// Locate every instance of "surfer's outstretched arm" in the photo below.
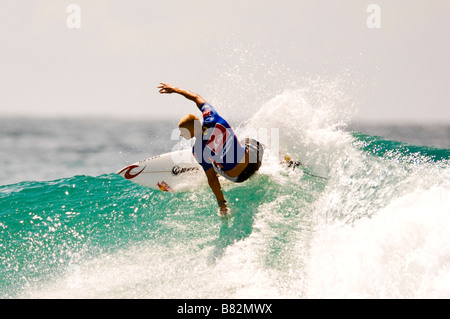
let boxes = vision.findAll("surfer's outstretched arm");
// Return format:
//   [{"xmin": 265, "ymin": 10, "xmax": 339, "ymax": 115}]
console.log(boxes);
[{"xmin": 158, "ymin": 83, "xmax": 206, "ymax": 109}]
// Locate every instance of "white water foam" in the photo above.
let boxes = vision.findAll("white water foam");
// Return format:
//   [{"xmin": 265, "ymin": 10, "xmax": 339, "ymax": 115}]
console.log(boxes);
[
  {"xmin": 307, "ymin": 186, "xmax": 450, "ymax": 298},
  {"xmin": 304, "ymin": 118, "xmax": 450, "ymax": 298}
]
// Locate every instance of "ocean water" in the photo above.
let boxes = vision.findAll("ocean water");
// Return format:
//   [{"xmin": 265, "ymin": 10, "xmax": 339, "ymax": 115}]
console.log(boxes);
[{"xmin": 1, "ymin": 90, "xmax": 450, "ymax": 299}]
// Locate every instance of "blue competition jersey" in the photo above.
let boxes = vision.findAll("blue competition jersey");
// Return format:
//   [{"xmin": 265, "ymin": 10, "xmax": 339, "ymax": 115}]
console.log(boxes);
[{"xmin": 193, "ymin": 103, "xmax": 246, "ymax": 172}]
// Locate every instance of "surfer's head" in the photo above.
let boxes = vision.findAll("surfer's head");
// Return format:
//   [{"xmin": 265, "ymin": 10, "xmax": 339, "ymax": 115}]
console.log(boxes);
[{"xmin": 178, "ymin": 114, "xmax": 201, "ymax": 139}]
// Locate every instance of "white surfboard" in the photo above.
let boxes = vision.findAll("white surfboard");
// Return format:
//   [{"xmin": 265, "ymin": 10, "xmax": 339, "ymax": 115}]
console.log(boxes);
[
  {"xmin": 117, "ymin": 148, "xmax": 321, "ymax": 193},
  {"xmin": 116, "ymin": 149, "xmax": 206, "ymax": 192}
]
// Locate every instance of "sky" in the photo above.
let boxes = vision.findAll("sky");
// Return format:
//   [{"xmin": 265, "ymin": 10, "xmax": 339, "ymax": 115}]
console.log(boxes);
[{"xmin": 0, "ymin": 0, "xmax": 449, "ymax": 123}]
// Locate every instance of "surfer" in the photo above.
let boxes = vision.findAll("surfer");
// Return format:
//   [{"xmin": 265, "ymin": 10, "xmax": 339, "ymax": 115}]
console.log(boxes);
[{"xmin": 158, "ymin": 83, "xmax": 264, "ymax": 216}]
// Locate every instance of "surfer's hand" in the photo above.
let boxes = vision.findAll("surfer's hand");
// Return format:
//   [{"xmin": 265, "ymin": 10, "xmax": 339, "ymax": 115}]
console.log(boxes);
[
  {"xmin": 218, "ymin": 205, "xmax": 230, "ymax": 218},
  {"xmin": 158, "ymin": 83, "xmax": 206, "ymax": 108},
  {"xmin": 158, "ymin": 83, "xmax": 176, "ymax": 94}
]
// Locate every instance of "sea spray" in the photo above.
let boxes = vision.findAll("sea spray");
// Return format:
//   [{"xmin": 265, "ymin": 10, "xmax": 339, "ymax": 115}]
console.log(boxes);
[{"xmin": 243, "ymin": 85, "xmax": 355, "ymax": 179}]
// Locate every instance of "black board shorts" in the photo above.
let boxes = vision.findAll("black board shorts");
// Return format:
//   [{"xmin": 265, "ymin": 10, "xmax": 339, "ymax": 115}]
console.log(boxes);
[
  {"xmin": 213, "ymin": 138, "xmax": 265, "ymax": 183},
  {"xmin": 235, "ymin": 138, "xmax": 264, "ymax": 183}
]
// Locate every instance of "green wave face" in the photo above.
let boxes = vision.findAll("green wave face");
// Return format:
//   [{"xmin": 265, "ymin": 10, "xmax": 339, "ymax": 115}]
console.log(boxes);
[{"xmin": 352, "ymin": 132, "xmax": 450, "ymax": 161}]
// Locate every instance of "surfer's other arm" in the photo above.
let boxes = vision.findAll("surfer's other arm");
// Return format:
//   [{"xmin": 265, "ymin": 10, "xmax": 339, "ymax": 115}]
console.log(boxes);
[
  {"xmin": 205, "ymin": 168, "xmax": 228, "ymax": 210},
  {"xmin": 158, "ymin": 83, "xmax": 206, "ymax": 109}
]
